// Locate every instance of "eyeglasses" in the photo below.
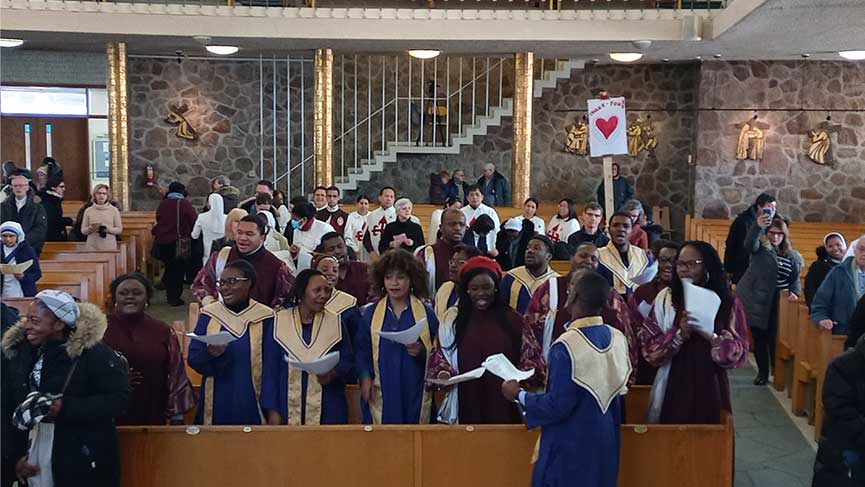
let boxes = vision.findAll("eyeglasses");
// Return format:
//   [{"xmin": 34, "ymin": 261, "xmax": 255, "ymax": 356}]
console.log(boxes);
[
  {"xmin": 676, "ymin": 259, "xmax": 703, "ymax": 270},
  {"xmin": 657, "ymin": 256, "xmax": 677, "ymax": 264},
  {"xmin": 766, "ymin": 231, "xmax": 784, "ymax": 237},
  {"xmin": 216, "ymin": 277, "xmax": 250, "ymax": 287}
]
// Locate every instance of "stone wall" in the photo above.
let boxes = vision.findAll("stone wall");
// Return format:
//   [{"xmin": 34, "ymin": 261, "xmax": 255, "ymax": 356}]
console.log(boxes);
[
  {"xmin": 127, "ymin": 57, "xmax": 315, "ymax": 210},
  {"xmin": 695, "ymin": 61, "xmax": 865, "ymax": 222}
]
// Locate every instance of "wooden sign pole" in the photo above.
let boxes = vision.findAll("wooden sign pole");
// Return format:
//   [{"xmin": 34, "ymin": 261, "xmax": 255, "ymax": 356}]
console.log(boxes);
[{"xmin": 603, "ymin": 156, "xmax": 615, "ymax": 220}]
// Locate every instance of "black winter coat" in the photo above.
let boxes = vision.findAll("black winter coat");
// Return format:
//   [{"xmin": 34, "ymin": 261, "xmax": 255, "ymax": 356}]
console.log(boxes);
[
  {"xmin": 805, "ymin": 247, "xmax": 840, "ymax": 309},
  {"xmin": 1, "ymin": 303, "xmax": 128, "ymax": 487},
  {"xmin": 813, "ymin": 337, "xmax": 865, "ymax": 486},
  {"xmin": 37, "ymin": 190, "xmax": 73, "ymax": 242},
  {"xmin": 0, "ymin": 195, "xmax": 47, "ymax": 255},
  {"xmin": 723, "ymin": 206, "xmax": 758, "ymax": 284}
]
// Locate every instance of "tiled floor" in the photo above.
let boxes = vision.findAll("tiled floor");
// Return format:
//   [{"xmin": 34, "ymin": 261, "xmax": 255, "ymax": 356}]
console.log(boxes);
[
  {"xmin": 730, "ymin": 364, "xmax": 817, "ymax": 487},
  {"xmin": 149, "ymin": 287, "xmax": 819, "ymax": 486}
]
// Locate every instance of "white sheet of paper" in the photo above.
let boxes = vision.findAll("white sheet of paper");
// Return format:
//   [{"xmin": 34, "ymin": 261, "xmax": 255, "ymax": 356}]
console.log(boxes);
[
  {"xmin": 428, "ymin": 366, "xmax": 486, "ymax": 386},
  {"xmin": 637, "ymin": 301, "xmax": 652, "ymax": 319},
  {"xmin": 379, "ymin": 318, "xmax": 427, "ymax": 345},
  {"xmin": 186, "ymin": 331, "xmax": 237, "ymax": 346},
  {"xmin": 631, "ymin": 261, "xmax": 658, "ymax": 286},
  {"xmin": 682, "ymin": 279, "xmax": 721, "ymax": 336},
  {"xmin": 481, "ymin": 354, "xmax": 534, "ymax": 382},
  {"xmin": 0, "ymin": 260, "xmax": 32, "ymax": 274},
  {"xmin": 286, "ymin": 351, "xmax": 340, "ymax": 376}
]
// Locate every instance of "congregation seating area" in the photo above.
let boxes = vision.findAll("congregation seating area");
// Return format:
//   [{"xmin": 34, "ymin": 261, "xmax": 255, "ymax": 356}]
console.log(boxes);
[{"xmin": 686, "ymin": 217, "xmax": 865, "ymax": 442}]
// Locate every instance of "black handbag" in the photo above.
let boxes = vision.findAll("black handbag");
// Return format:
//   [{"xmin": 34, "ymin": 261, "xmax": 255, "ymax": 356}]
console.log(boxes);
[{"xmin": 174, "ymin": 200, "xmax": 191, "ymax": 260}]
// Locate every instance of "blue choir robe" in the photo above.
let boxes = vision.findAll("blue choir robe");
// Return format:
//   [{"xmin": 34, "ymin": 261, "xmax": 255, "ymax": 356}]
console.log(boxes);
[
  {"xmin": 500, "ymin": 266, "xmax": 559, "ymax": 315},
  {"xmin": 188, "ymin": 300, "xmax": 275, "ymax": 425},
  {"xmin": 262, "ymin": 307, "xmax": 354, "ymax": 425},
  {"xmin": 523, "ymin": 316, "xmax": 631, "ymax": 487},
  {"xmin": 597, "ymin": 242, "xmax": 656, "ymax": 295},
  {"xmin": 356, "ymin": 295, "xmax": 439, "ymax": 424},
  {"xmin": 325, "ymin": 289, "xmax": 363, "ymax": 383},
  {"xmin": 433, "ymin": 281, "xmax": 459, "ymax": 318}
]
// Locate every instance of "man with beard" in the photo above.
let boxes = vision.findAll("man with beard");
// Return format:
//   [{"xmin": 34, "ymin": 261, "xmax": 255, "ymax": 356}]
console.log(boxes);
[
  {"xmin": 316, "ymin": 232, "xmax": 374, "ymax": 307},
  {"xmin": 598, "ymin": 212, "xmax": 656, "ymax": 296},
  {"xmin": 499, "ymin": 235, "xmax": 559, "ymax": 315},
  {"xmin": 415, "ymin": 208, "xmax": 467, "ymax": 293}
]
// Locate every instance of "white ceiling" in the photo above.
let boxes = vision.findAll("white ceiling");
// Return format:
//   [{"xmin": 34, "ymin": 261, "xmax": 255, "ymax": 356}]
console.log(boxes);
[{"xmin": 1, "ymin": 0, "xmax": 864, "ymax": 62}]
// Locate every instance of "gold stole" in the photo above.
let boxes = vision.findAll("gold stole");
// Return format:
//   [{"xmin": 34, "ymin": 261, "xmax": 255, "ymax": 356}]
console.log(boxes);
[
  {"xmin": 434, "ymin": 281, "xmax": 457, "ymax": 318},
  {"xmin": 201, "ymin": 300, "xmax": 273, "ymax": 425},
  {"xmin": 326, "ymin": 290, "xmax": 357, "ymax": 316},
  {"xmin": 507, "ymin": 266, "xmax": 559, "ymax": 310},
  {"xmin": 273, "ymin": 308, "xmax": 343, "ymax": 425},
  {"xmin": 598, "ymin": 243, "xmax": 649, "ymax": 294},
  {"xmin": 369, "ymin": 296, "xmax": 433, "ymax": 424}
]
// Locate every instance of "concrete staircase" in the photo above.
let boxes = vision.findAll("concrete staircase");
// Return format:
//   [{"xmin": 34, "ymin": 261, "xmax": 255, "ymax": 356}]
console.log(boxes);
[{"xmin": 334, "ymin": 59, "xmax": 584, "ymax": 192}]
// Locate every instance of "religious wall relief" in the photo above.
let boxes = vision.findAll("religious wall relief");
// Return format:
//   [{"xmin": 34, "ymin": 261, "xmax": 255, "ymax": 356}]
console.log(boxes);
[
  {"xmin": 734, "ymin": 115, "xmax": 767, "ymax": 161},
  {"xmin": 806, "ymin": 116, "xmax": 841, "ymax": 165},
  {"xmin": 564, "ymin": 116, "xmax": 589, "ymax": 156},
  {"xmin": 626, "ymin": 115, "xmax": 657, "ymax": 157},
  {"xmin": 164, "ymin": 103, "xmax": 200, "ymax": 142}
]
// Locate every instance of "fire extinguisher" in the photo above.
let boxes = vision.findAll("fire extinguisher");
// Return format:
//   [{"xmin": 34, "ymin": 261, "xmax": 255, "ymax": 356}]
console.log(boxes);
[{"xmin": 145, "ymin": 163, "xmax": 155, "ymax": 187}]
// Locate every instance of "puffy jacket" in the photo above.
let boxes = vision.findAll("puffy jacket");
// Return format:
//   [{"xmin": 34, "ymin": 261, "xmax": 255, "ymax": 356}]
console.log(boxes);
[
  {"xmin": 1, "ymin": 303, "xmax": 129, "ymax": 487},
  {"xmin": 805, "ymin": 247, "xmax": 840, "ymax": 309},
  {"xmin": 723, "ymin": 206, "xmax": 758, "ymax": 284},
  {"xmin": 477, "ymin": 171, "xmax": 511, "ymax": 207},
  {"xmin": 811, "ymin": 257, "xmax": 861, "ymax": 336},
  {"xmin": 37, "ymin": 190, "xmax": 72, "ymax": 242},
  {"xmin": 0, "ymin": 195, "xmax": 47, "ymax": 255}
]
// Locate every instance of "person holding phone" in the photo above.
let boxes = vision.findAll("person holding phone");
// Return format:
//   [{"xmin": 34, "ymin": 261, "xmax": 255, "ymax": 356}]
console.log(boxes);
[{"xmin": 723, "ymin": 193, "xmax": 777, "ymax": 284}]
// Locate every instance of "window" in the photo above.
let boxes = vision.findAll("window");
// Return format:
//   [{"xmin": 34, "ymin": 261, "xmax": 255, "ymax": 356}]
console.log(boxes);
[{"xmin": 0, "ymin": 86, "xmax": 89, "ymax": 116}]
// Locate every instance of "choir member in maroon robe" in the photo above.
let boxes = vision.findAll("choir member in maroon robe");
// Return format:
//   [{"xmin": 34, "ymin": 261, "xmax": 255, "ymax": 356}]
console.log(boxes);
[
  {"xmin": 525, "ymin": 242, "xmax": 638, "ymax": 384},
  {"xmin": 315, "ymin": 186, "xmax": 349, "ymax": 235},
  {"xmin": 193, "ymin": 216, "xmax": 295, "ymax": 308},
  {"xmin": 427, "ymin": 256, "xmax": 545, "ymax": 424},
  {"xmin": 103, "ymin": 273, "xmax": 196, "ymax": 424},
  {"xmin": 639, "ymin": 241, "xmax": 749, "ymax": 424},
  {"xmin": 316, "ymin": 232, "xmax": 375, "ymax": 306},
  {"xmin": 627, "ymin": 240, "xmax": 680, "ymax": 385},
  {"xmin": 415, "ymin": 208, "xmax": 468, "ymax": 293}
]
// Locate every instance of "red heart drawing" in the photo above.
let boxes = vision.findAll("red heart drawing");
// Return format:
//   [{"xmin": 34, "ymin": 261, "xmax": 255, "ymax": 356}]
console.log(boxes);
[{"xmin": 595, "ymin": 116, "xmax": 619, "ymax": 139}]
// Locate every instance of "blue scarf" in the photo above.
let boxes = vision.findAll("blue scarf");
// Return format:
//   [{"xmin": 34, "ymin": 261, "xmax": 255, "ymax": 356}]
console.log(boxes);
[{"xmin": 166, "ymin": 192, "xmax": 184, "ymax": 200}]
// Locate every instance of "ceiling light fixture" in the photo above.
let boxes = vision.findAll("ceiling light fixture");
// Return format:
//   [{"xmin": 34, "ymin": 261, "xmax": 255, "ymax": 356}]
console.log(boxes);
[
  {"xmin": 206, "ymin": 45, "xmax": 239, "ymax": 56},
  {"xmin": 839, "ymin": 50, "xmax": 865, "ymax": 61},
  {"xmin": 408, "ymin": 50, "xmax": 441, "ymax": 60},
  {"xmin": 0, "ymin": 38, "xmax": 24, "ymax": 48},
  {"xmin": 609, "ymin": 52, "xmax": 643, "ymax": 63}
]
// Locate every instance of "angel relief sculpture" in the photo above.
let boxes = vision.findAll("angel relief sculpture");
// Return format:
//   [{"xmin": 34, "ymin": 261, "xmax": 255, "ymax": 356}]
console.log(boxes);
[
  {"xmin": 806, "ymin": 116, "xmax": 841, "ymax": 165},
  {"xmin": 564, "ymin": 116, "xmax": 589, "ymax": 156},
  {"xmin": 734, "ymin": 115, "xmax": 767, "ymax": 161},
  {"xmin": 164, "ymin": 103, "xmax": 199, "ymax": 141}
]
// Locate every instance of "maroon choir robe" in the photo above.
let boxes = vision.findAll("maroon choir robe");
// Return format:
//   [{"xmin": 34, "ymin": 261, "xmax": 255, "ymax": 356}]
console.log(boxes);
[
  {"xmin": 415, "ymin": 239, "xmax": 458, "ymax": 292},
  {"xmin": 627, "ymin": 278, "xmax": 667, "ymax": 385},
  {"xmin": 192, "ymin": 244, "xmax": 295, "ymax": 308},
  {"xmin": 337, "ymin": 260, "xmax": 375, "ymax": 307}
]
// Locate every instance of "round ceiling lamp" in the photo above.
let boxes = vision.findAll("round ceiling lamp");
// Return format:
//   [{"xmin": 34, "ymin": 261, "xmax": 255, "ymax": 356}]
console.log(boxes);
[
  {"xmin": 408, "ymin": 50, "xmax": 441, "ymax": 60},
  {"xmin": 0, "ymin": 38, "xmax": 24, "ymax": 48},
  {"xmin": 206, "ymin": 45, "xmax": 239, "ymax": 56},
  {"xmin": 609, "ymin": 52, "xmax": 643, "ymax": 63},
  {"xmin": 838, "ymin": 50, "xmax": 865, "ymax": 60}
]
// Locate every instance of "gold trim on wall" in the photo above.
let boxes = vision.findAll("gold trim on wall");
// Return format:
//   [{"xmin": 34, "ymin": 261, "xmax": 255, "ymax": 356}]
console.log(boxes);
[
  {"xmin": 107, "ymin": 42, "xmax": 130, "ymax": 210},
  {"xmin": 314, "ymin": 48, "xmax": 334, "ymax": 188},
  {"xmin": 511, "ymin": 52, "xmax": 533, "ymax": 208}
]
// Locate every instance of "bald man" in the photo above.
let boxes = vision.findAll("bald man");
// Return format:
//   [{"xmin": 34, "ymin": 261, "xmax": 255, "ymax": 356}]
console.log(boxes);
[{"xmin": 415, "ymin": 208, "xmax": 467, "ymax": 292}]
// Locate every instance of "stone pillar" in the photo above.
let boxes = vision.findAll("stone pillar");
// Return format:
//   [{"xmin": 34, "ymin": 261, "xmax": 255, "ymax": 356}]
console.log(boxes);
[
  {"xmin": 107, "ymin": 42, "xmax": 130, "ymax": 210},
  {"xmin": 511, "ymin": 52, "xmax": 533, "ymax": 208},
  {"xmin": 314, "ymin": 48, "xmax": 334, "ymax": 188}
]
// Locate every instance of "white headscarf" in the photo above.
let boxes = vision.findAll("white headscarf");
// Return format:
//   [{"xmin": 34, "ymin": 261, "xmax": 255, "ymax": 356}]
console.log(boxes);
[{"xmin": 201, "ymin": 193, "xmax": 227, "ymax": 237}]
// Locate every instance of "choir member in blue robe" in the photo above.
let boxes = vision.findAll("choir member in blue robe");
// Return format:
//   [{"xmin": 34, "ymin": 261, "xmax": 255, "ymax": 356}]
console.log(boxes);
[
  {"xmin": 313, "ymin": 254, "xmax": 364, "ymax": 350},
  {"xmin": 262, "ymin": 269, "xmax": 355, "ymax": 425},
  {"xmin": 188, "ymin": 260, "xmax": 279, "ymax": 425},
  {"xmin": 499, "ymin": 236, "xmax": 559, "ymax": 315},
  {"xmin": 356, "ymin": 249, "xmax": 439, "ymax": 424},
  {"xmin": 503, "ymin": 271, "xmax": 631, "ymax": 487}
]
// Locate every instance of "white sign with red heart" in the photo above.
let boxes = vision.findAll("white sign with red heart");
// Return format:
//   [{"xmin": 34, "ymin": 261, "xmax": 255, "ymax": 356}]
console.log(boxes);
[{"xmin": 587, "ymin": 96, "xmax": 628, "ymax": 157}]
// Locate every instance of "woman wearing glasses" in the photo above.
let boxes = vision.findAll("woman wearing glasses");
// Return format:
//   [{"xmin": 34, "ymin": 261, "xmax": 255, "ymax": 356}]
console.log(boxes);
[
  {"xmin": 629, "ymin": 240, "xmax": 681, "ymax": 385},
  {"xmin": 188, "ymin": 260, "xmax": 279, "ymax": 425},
  {"xmin": 639, "ymin": 241, "xmax": 749, "ymax": 424},
  {"xmin": 737, "ymin": 216, "xmax": 802, "ymax": 385}
]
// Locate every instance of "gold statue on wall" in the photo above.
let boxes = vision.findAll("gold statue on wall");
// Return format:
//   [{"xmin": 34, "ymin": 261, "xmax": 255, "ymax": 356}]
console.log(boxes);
[
  {"xmin": 735, "ymin": 115, "xmax": 766, "ymax": 160},
  {"xmin": 564, "ymin": 116, "xmax": 589, "ymax": 156},
  {"xmin": 626, "ymin": 115, "xmax": 657, "ymax": 157},
  {"xmin": 806, "ymin": 116, "xmax": 841, "ymax": 165},
  {"xmin": 165, "ymin": 103, "xmax": 199, "ymax": 141}
]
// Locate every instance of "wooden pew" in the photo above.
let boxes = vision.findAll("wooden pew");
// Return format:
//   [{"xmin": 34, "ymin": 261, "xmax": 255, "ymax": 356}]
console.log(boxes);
[
  {"xmin": 117, "ymin": 387, "xmax": 733, "ymax": 487},
  {"xmin": 791, "ymin": 302, "xmax": 820, "ymax": 420},
  {"xmin": 41, "ymin": 242, "xmax": 128, "ymax": 276},
  {"xmin": 550, "ymin": 260, "xmax": 570, "ymax": 276},
  {"xmin": 36, "ymin": 273, "xmax": 90, "ymax": 303},
  {"xmin": 39, "ymin": 251, "xmax": 120, "ymax": 285},
  {"xmin": 774, "ymin": 298, "xmax": 797, "ymax": 393},
  {"xmin": 39, "ymin": 261, "xmax": 109, "ymax": 308},
  {"xmin": 2, "ymin": 297, "xmax": 34, "ymax": 315},
  {"xmin": 814, "ymin": 329, "xmax": 846, "ymax": 440}
]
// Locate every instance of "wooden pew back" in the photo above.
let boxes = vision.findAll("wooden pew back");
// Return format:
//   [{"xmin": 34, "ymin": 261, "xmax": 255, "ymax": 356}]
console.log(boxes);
[{"xmin": 36, "ymin": 273, "xmax": 90, "ymax": 303}]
